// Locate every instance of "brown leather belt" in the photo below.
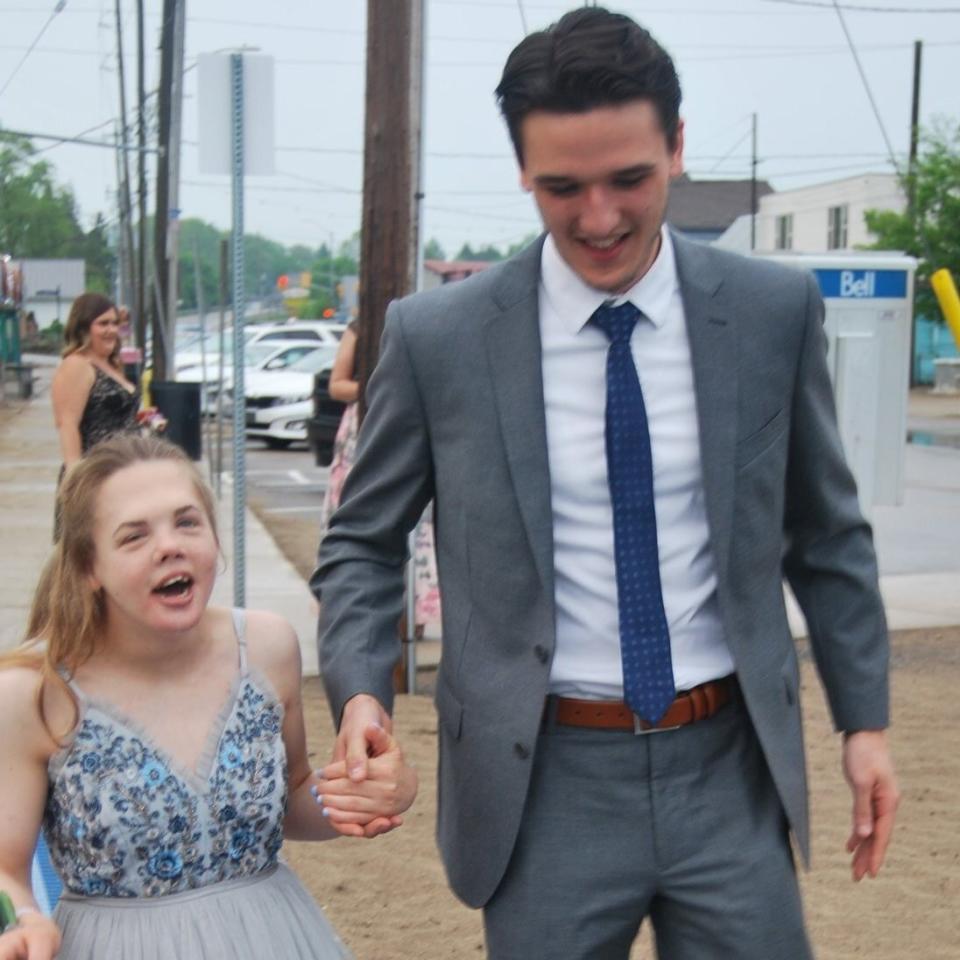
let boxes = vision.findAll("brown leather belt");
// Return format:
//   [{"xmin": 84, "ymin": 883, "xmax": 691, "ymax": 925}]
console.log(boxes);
[{"xmin": 546, "ymin": 676, "xmax": 736, "ymax": 734}]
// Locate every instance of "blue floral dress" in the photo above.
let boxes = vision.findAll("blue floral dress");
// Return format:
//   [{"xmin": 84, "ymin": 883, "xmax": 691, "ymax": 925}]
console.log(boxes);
[{"xmin": 43, "ymin": 610, "xmax": 352, "ymax": 959}]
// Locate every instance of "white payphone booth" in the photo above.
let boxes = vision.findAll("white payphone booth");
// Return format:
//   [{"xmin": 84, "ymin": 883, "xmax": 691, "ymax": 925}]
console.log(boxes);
[{"xmin": 761, "ymin": 253, "xmax": 917, "ymax": 512}]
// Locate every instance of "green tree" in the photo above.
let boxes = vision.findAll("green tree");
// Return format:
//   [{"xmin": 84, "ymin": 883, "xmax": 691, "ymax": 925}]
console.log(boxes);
[
  {"xmin": 865, "ymin": 121, "xmax": 960, "ymax": 321},
  {"xmin": 454, "ymin": 242, "xmax": 504, "ymax": 262},
  {"xmin": 423, "ymin": 237, "xmax": 446, "ymax": 260},
  {"xmin": 0, "ymin": 130, "xmax": 112, "ymax": 289}
]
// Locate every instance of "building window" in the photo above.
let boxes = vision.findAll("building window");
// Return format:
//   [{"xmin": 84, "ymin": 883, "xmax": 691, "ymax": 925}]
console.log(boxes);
[
  {"xmin": 775, "ymin": 214, "xmax": 793, "ymax": 251},
  {"xmin": 827, "ymin": 205, "xmax": 848, "ymax": 249}
]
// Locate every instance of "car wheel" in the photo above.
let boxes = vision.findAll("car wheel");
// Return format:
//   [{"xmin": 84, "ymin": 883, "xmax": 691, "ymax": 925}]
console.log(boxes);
[{"xmin": 263, "ymin": 437, "xmax": 292, "ymax": 450}]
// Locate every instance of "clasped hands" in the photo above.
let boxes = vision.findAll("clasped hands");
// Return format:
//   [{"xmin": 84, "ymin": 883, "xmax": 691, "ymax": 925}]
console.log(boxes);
[{"xmin": 313, "ymin": 694, "xmax": 417, "ymax": 839}]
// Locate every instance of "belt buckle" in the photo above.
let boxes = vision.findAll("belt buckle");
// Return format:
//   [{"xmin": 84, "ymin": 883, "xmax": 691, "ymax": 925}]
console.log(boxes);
[{"xmin": 633, "ymin": 714, "xmax": 681, "ymax": 736}]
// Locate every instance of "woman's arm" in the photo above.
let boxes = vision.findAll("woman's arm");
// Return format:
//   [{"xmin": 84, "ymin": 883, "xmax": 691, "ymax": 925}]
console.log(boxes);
[
  {"xmin": 50, "ymin": 356, "xmax": 95, "ymax": 468},
  {"xmin": 327, "ymin": 327, "xmax": 359, "ymax": 404},
  {"xmin": 0, "ymin": 670, "xmax": 61, "ymax": 960}
]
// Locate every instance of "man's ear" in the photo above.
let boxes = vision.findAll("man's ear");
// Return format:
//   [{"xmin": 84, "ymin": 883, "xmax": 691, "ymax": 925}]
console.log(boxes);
[
  {"xmin": 519, "ymin": 168, "xmax": 532, "ymax": 193},
  {"xmin": 669, "ymin": 118, "xmax": 685, "ymax": 179}
]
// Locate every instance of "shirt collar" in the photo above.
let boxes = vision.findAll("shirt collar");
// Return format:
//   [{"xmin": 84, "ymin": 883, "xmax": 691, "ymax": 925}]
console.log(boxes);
[{"xmin": 540, "ymin": 225, "xmax": 679, "ymax": 334}]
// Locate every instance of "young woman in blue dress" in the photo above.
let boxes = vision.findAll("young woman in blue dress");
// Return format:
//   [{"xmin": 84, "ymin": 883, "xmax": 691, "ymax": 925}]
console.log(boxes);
[{"xmin": 0, "ymin": 434, "xmax": 416, "ymax": 960}]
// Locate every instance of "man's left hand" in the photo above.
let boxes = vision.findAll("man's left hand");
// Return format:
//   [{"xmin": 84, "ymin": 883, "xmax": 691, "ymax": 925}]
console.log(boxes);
[{"xmin": 842, "ymin": 729, "xmax": 900, "ymax": 880}]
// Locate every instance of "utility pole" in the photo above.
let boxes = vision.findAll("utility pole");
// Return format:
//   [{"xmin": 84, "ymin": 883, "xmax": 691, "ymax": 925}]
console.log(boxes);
[
  {"xmin": 114, "ymin": 0, "xmax": 136, "ymax": 314},
  {"xmin": 907, "ymin": 40, "xmax": 922, "ymax": 221},
  {"xmin": 136, "ymin": 0, "xmax": 147, "ymax": 359},
  {"xmin": 355, "ymin": 0, "xmax": 425, "ymax": 422},
  {"xmin": 151, "ymin": 0, "xmax": 177, "ymax": 382},
  {"xmin": 165, "ymin": 0, "xmax": 187, "ymax": 370},
  {"xmin": 907, "ymin": 39, "xmax": 923, "ymax": 388},
  {"xmin": 750, "ymin": 112, "xmax": 758, "ymax": 252}
]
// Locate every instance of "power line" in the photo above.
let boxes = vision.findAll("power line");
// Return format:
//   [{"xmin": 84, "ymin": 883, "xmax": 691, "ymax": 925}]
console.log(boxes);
[
  {"xmin": 761, "ymin": 0, "xmax": 960, "ymax": 11},
  {"xmin": 33, "ymin": 116, "xmax": 117, "ymax": 153},
  {"xmin": 831, "ymin": 0, "xmax": 902, "ymax": 175},
  {"xmin": 515, "ymin": 0, "xmax": 528, "ymax": 33},
  {"xmin": 708, "ymin": 129, "xmax": 753, "ymax": 173},
  {"xmin": 0, "ymin": 125, "xmax": 161, "ymax": 153},
  {"xmin": 0, "ymin": 0, "xmax": 67, "ymax": 101}
]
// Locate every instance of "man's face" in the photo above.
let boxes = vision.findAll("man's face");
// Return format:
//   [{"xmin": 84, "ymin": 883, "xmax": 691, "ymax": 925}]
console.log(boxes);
[{"xmin": 519, "ymin": 100, "xmax": 684, "ymax": 293}]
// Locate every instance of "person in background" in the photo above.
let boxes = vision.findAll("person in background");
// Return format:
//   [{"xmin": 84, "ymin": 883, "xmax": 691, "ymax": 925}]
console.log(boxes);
[
  {"xmin": 51, "ymin": 293, "xmax": 139, "ymax": 470},
  {"xmin": 314, "ymin": 7, "xmax": 898, "ymax": 958},
  {"xmin": 318, "ymin": 321, "xmax": 361, "ymax": 536},
  {"xmin": 319, "ymin": 321, "xmax": 441, "ymax": 630},
  {"xmin": 0, "ymin": 434, "xmax": 416, "ymax": 960}
]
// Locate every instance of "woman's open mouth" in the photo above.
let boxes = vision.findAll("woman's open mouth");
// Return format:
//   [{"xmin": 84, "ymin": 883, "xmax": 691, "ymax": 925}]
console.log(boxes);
[{"xmin": 152, "ymin": 574, "xmax": 195, "ymax": 603}]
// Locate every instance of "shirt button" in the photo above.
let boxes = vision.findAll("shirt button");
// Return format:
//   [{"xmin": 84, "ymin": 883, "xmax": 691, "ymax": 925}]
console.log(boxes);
[
  {"xmin": 513, "ymin": 742, "xmax": 530, "ymax": 760},
  {"xmin": 533, "ymin": 644, "xmax": 550, "ymax": 664}
]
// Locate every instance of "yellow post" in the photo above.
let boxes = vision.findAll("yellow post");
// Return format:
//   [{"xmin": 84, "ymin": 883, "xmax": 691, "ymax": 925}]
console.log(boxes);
[
  {"xmin": 931, "ymin": 268, "xmax": 960, "ymax": 350},
  {"xmin": 141, "ymin": 367, "xmax": 154, "ymax": 408}
]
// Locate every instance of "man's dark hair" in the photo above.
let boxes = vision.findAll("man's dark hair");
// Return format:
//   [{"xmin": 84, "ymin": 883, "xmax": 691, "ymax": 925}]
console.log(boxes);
[{"xmin": 495, "ymin": 7, "xmax": 682, "ymax": 164}]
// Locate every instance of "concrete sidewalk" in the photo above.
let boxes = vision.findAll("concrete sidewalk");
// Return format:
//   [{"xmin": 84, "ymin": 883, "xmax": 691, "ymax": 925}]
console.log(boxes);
[
  {"xmin": 0, "ymin": 360, "xmax": 321, "ymax": 674},
  {"xmin": 2, "ymin": 358, "xmax": 960, "ymax": 668}
]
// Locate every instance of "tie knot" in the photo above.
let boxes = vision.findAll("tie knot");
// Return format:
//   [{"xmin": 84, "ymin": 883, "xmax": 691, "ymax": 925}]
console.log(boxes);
[{"xmin": 590, "ymin": 301, "xmax": 640, "ymax": 344}]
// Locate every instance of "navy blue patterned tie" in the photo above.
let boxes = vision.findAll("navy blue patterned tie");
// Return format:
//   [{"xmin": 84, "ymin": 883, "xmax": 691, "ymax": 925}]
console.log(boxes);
[{"xmin": 591, "ymin": 301, "xmax": 675, "ymax": 724}]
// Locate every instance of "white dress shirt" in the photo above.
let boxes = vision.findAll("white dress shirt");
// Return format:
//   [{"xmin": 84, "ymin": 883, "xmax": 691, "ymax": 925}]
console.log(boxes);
[{"xmin": 540, "ymin": 227, "xmax": 735, "ymax": 699}]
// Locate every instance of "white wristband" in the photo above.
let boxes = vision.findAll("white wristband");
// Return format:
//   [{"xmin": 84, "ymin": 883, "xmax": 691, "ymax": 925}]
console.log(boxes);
[{"xmin": 15, "ymin": 906, "xmax": 39, "ymax": 920}]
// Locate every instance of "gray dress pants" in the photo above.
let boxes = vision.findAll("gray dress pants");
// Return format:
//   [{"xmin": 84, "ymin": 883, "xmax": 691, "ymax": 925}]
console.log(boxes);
[{"xmin": 483, "ymin": 693, "xmax": 813, "ymax": 960}]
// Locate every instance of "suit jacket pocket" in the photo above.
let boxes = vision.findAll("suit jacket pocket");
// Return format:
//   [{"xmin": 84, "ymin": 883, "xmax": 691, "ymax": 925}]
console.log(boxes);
[
  {"xmin": 736, "ymin": 407, "xmax": 786, "ymax": 470},
  {"xmin": 435, "ymin": 672, "xmax": 464, "ymax": 740}
]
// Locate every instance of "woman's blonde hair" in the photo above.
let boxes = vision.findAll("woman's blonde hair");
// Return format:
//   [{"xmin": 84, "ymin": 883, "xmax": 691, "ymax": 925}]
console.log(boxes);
[
  {"xmin": 1, "ymin": 435, "xmax": 219, "ymax": 740},
  {"xmin": 62, "ymin": 292, "xmax": 122, "ymax": 369}
]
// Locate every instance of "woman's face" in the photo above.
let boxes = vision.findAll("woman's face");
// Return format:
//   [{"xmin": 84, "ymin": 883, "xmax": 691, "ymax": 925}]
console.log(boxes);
[
  {"xmin": 86, "ymin": 308, "xmax": 121, "ymax": 359},
  {"xmin": 87, "ymin": 460, "xmax": 219, "ymax": 640}
]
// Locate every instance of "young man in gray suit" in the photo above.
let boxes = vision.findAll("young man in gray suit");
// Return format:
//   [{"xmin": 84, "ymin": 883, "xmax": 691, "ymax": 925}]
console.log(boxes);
[{"xmin": 313, "ymin": 8, "xmax": 899, "ymax": 958}]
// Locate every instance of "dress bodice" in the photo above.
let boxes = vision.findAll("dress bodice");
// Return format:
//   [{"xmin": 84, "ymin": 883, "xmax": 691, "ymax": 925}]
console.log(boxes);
[
  {"xmin": 78, "ymin": 366, "xmax": 139, "ymax": 452},
  {"xmin": 44, "ymin": 611, "xmax": 288, "ymax": 899}
]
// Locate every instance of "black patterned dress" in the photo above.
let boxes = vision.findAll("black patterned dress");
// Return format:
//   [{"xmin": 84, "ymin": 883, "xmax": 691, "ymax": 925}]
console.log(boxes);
[
  {"xmin": 54, "ymin": 366, "xmax": 139, "ymax": 538},
  {"xmin": 77, "ymin": 366, "xmax": 139, "ymax": 453}
]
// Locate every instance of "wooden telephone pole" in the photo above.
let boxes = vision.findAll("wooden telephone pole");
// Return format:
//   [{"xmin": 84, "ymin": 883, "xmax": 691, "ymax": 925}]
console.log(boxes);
[{"xmin": 355, "ymin": 0, "xmax": 424, "ymax": 422}]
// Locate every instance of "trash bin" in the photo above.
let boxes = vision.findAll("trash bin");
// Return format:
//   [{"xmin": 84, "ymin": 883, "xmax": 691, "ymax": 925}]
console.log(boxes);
[{"xmin": 151, "ymin": 380, "xmax": 202, "ymax": 460}]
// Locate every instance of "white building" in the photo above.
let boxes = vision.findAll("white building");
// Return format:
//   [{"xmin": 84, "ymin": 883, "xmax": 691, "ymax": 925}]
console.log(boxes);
[
  {"xmin": 753, "ymin": 173, "xmax": 904, "ymax": 254},
  {"xmin": 14, "ymin": 259, "xmax": 86, "ymax": 330}
]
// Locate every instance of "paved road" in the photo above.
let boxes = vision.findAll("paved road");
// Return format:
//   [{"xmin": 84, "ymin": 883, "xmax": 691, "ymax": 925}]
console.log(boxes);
[{"xmin": 221, "ymin": 440, "xmax": 330, "ymax": 519}]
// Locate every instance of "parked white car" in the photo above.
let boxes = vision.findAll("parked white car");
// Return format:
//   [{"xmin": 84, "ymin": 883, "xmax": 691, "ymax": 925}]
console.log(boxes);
[
  {"xmin": 241, "ymin": 345, "xmax": 339, "ymax": 448},
  {"xmin": 178, "ymin": 340, "xmax": 323, "ymax": 414},
  {"xmin": 174, "ymin": 320, "xmax": 344, "ymax": 373}
]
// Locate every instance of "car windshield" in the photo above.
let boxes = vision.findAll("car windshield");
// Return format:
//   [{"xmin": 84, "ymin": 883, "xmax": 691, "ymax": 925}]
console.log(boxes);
[
  {"xmin": 244, "ymin": 342, "xmax": 283, "ymax": 366},
  {"xmin": 286, "ymin": 345, "xmax": 338, "ymax": 373},
  {"xmin": 179, "ymin": 330, "xmax": 235, "ymax": 357}
]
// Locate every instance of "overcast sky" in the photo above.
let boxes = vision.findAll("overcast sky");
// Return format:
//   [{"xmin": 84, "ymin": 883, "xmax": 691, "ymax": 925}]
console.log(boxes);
[{"xmin": 1, "ymin": 0, "xmax": 958, "ymax": 257}]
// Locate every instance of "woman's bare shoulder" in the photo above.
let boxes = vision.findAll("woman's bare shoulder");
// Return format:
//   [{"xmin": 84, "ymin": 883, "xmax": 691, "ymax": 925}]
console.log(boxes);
[
  {"xmin": 240, "ymin": 609, "xmax": 301, "ymax": 701},
  {"xmin": 0, "ymin": 664, "xmax": 67, "ymax": 759},
  {"xmin": 53, "ymin": 354, "xmax": 95, "ymax": 387}
]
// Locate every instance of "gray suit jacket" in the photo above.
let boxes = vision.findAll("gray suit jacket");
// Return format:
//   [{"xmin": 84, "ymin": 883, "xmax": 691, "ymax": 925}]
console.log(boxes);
[{"xmin": 312, "ymin": 232, "xmax": 889, "ymax": 909}]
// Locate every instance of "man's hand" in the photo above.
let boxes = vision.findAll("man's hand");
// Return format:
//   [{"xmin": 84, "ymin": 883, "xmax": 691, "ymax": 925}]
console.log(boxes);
[
  {"xmin": 317, "ymin": 723, "xmax": 418, "ymax": 837},
  {"xmin": 842, "ymin": 729, "xmax": 900, "ymax": 880},
  {"xmin": 334, "ymin": 694, "xmax": 393, "ymax": 782},
  {"xmin": 325, "ymin": 695, "xmax": 396, "ymax": 838}
]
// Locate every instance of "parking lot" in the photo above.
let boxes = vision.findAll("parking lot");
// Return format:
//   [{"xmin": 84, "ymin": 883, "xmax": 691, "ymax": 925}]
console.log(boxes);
[{"xmin": 215, "ymin": 436, "xmax": 330, "ymax": 520}]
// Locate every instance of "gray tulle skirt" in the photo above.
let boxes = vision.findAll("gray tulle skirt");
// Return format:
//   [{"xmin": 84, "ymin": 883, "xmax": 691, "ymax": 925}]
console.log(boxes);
[{"xmin": 53, "ymin": 863, "xmax": 353, "ymax": 959}]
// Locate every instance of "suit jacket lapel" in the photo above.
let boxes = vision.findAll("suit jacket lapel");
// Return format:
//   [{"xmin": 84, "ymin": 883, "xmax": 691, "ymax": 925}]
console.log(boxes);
[
  {"xmin": 482, "ymin": 238, "xmax": 556, "ymax": 591},
  {"xmin": 672, "ymin": 232, "xmax": 738, "ymax": 580}
]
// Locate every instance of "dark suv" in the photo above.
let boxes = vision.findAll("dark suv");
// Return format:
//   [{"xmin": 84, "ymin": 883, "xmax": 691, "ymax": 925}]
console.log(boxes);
[{"xmin": 307, "ymin": 370, "xmax": 346, "ymax": 466}]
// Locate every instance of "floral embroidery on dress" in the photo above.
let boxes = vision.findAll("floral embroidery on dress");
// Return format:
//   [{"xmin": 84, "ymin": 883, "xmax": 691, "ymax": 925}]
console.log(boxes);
[{"xmin": 44, "ymin": 676, "xmax": 287, "ymax": 899}]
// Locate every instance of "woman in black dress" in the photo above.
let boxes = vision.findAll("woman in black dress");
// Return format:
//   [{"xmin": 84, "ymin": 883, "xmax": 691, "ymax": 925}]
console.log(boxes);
[{"xmin": 51, "ymin": 293, "xmax": 139, "ymax": 535}]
